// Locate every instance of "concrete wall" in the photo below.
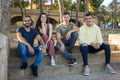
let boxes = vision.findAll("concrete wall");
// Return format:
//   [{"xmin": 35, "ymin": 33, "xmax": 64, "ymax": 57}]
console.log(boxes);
[
  {"xmin": 0, "ymin": 0, "xmax": 10, "ymax": 31},
  {"xmin": 0, "ymin": 33, "xmax": 9, "ymax": 80}
]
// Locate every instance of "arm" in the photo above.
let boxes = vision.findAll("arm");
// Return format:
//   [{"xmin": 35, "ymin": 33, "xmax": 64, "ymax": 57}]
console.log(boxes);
[
  {"xmin": 90, "ymin": 28, "xmax": 103, "ymax": 49},
  {"xmin": 36, "ymin": 34, "xmax": 46, "ymax": 53},
  {"xmin": 17, "ymin": 32, "xmax": 31, "ymax": 47},
  {"xmin": 17, "ymin": 32, "xmax": 34, "ymax": 54},
  {"xmin": 56, "ymin": 32, "xmax": 65, "ymax": 52},
  {"xmin": 97, "ymin": 28, "xmax": 103, "ymax": 44},
  {"xmin": 66, "ymin": 24, "xmax": 79, "ymax": 40},
  {"xmin": 46, "ymin": 23, "xmax": 53, "ymax": 43},
  {"xmin": 69, "ymin": 25, "xmax": 79, "ymax": 33},
  {"xmin": 78, "ymin": 27, "xmax": 88, "ymax": 45}
]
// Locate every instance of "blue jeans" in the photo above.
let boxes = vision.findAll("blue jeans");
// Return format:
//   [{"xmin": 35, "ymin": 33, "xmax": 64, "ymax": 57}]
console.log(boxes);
[
  {"xmin": 79, "ymin": 43, "xmax": 111, "ymax": 66},
  {"xmin": 56, "ymin": 32, "xmax": 78, "ymax": 59},
  {"xmin": 17, "ymin": 42, "xmax": 43, "ymax": 66}
]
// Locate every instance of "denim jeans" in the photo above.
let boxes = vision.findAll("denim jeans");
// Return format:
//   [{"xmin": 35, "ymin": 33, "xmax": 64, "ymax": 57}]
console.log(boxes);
[
  {"xmin": 56, "ymin": 32, "xmax": 78, "ymax": 59},
  {"xmin": 79, "ymin": 43, "xmax": 111, "ymax": 66},
  {"xmin": 17, "ymin": 42, "xmax": 43, "ymax": 66}
]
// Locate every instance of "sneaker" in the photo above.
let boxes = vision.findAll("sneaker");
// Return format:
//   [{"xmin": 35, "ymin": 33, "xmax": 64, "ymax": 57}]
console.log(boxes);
[
  {"xmin": 51, "ymin": 57, "xmax": 56, "ymax": 67},
  {"xmin": 83, "ymin": 65, "xmax": 90, "ymax": 76},
  {"xmin": 30, "ymin": 64, "xmax": 38, "ymax": 77},
  {"xmin": 68, "ymin": 58, "xmax": 77, "ymax": 66},
  {"xmin": 43, "ymin": 52, "xmax": 48, "ymax": 56},
  {"xmin": 20, "ymin": 62, "xmax": 28, "ymax": 69},
  {"xmin": 105, "ymin": 64, "xmax": 116, "ymax": 74}
]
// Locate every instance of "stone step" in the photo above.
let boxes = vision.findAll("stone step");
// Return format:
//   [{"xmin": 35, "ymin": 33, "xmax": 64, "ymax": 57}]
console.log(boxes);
[
  {"xmin": 9, "ymin": 43, "xmax": 120, "ymax": 80},
  {"xmin": 9, "ymin": 51, "xmax": 120, "ymax": 68},
  {"xmin": 8, "ymin": 61, "xmax": 120, "ymax": 80},
  {"xmin": 9, "ymin": 44, "xmax": 117, "ymax": 57}
]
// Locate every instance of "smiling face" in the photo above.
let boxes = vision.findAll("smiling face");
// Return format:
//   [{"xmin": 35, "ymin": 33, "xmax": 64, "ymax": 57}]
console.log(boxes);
[
  {"xmin": 23, "ymin": 16, "xmax": 32, "ymax": 28},
  {"xmin": 85, "ymin": 15, "xmax": 94, "ymax": 27},
  {"xmin": 41, "ymin": 14, "xmax": 47, "ymax": 23}
]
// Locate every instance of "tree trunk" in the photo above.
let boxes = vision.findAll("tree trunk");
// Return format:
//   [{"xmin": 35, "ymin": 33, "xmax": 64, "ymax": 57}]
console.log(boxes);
[
  {"xmin": 58, "ymin": 0, "xmax": 64, "ymax": 23},
  {"xmin": 75, "ymin": 0, "xmax": 80, "ymax": 26},
  {"xmin": 11, "ymin": 0, "xmax": 15, "ymax": 8},
  {"xmin": 113, "ymin": 0, "xmax": 117, "ymax": 29},
  {"xmin": 30, "ymin": 0, "xmax": 33, "ymax": 9},
  {"xmin": 40, "ymin": 0, "xmax": 43, "ymax": 14},
  {"xmin": 85, "ymin": 0, "xmax": 89, "ymax": 13},
  {"xmin": 19, "ymin": 0, "xmax": 24, "ymax": 18},
  {"xmin": 51, "ymin": 0, "xmax": 53, "ymax": 10}
]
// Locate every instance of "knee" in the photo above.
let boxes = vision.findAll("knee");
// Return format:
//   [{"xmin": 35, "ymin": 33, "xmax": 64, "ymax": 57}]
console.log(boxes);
[
  {"xmin": 17, "ymin": 42, "xmax": 26, "ymax": 50},
  {"xmin": 17, "ymin": 42, "xmax": 27, "ymax": 54},
  {"xmin": 71, "ymin": 32, "xmax": 78, "ymax": 37},
  {"xmin": 79, "ymin": 44, "xmax": 88, "ymax": 50},
  {"xmin": 102, "ymin": 42, "xmax": 110, "ymax": 47},
  {"xmin": 55, "ymin": 43, "xmax": 61, "ymax": 49},
  {"xmin": 49, "ymin": 40, "xmax": 54, "ymax": 44},
  {"xmin": 18, "ymin": 42, "xmax": 26, "ymax": 47},
  {"xmin": 42, "ymin": 34, "xmax": 48, "ymax": 40},
  {"xmin": 42, "ymin": 34, "xmax": 48, "ymax": 38}
]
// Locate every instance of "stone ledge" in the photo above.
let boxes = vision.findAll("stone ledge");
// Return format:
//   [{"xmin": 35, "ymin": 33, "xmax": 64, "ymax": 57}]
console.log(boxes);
[{"xmin": 109, "ymin": 34, "xmax": 120, "ymax": 50}]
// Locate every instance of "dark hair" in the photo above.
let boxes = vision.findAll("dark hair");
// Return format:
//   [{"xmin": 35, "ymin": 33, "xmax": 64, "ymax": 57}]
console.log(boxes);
[
  {"xmin": 63, "ymin": 12, "xmax": 70, "ymax": 16},
  {"xmin": 23, "ymin": 15, "xmax": 33, "ymax": 25},
  {"xmin": 23, "ymin": 15, "xmax": 32, "ymax": 20},
  {"xmin": 85, "ymin": 13, "xmax": 93, "ymax": 17},
  {"xmin": 35, "ymin": 13, "xmax": 49, "ymax": 31}
]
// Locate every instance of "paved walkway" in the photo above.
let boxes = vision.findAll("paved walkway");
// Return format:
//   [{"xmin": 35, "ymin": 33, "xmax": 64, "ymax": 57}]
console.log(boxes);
[{"xmin": 22, "ymin": 71, "xmax": 120, "ymax": 80}]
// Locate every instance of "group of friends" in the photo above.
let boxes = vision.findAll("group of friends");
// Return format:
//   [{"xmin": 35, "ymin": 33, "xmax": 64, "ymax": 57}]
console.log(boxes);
[{"xmin": 16, "ymin": 12, "xmax": 116, "ymax": 77}]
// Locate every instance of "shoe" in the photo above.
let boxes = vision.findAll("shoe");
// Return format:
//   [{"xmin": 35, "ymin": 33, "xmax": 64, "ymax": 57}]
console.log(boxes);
[
  {"xmin": 83, "ymin": 65, "xmax": 90, "ymax": 76},
  {"xmin": 68, "ymin": 58, "xmax": 77, "ymax": 66},
  {"xmin": 51, "ymin": 57, "xmax": 56, "ymax": 67},
  {"xmin": 30, "ymin": 64, "xmax": 38, "ymax": 77},
  {"xmin": 105, "ymin": 64, "xmax": 116, "ymax": 74},
  {"xmin": 20, "ymin": 62, "xmax": 28, "ymax": 69},
  {"xmin": 43, "ymin": 52, "xmax": 48, "ymax": 56}
]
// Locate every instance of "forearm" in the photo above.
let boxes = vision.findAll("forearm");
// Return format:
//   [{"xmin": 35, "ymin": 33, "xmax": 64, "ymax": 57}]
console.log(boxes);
[
  {"xmin": 70, "ymin": 27, "xmax": 79, "ymax": 33},
  {"xmin": 48, "ymin": 24, "xmax": 52, "ymax": 42},
  {"xmin": 47, "ymin": 35, "xmax": 52, "ymax": 42},
  {"xmin": 57, "ymin": 38, "xmax": 64, "ymax": 46},
  {"xmin": 39, "ymin": 37, "xmax": 45, "ymax": 46},
  {"xmin": 18, "ymin": 36, "xmax": 31, "ymax": 47}
]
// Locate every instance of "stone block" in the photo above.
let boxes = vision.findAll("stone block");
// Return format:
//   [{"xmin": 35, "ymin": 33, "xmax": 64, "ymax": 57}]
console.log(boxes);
[{"xmin": 109, "ymin": 34, "xmax": 120, "ymax": 50}]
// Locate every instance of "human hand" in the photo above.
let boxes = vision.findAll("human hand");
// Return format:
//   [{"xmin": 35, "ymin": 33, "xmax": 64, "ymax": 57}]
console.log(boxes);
[
  {"xmin": 28, "ymin": 45, "xmax": 34, "ymax": 54},
  {"xmin": 65, "ymin": 31, "xmax": 71, "ymax": 40},
  {"xmin": 42, "ymin": 23, "xmax": 45, "ymax": 26},
  {"xmin": 41, "ymin": 47, "xmax": 46, "ymax": 53},
  {"xmin": 60, "ymin": 44, "xmax": 65, "ymax": 53},
  {"xmin": 90, "ymin": 43, "xmax": 100, "ymax": 49}
]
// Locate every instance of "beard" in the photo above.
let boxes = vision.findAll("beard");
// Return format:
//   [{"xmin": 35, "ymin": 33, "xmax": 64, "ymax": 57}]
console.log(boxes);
[{"xmin": 24, "ymin": 23, "xmax": 31, "ymax": 28}]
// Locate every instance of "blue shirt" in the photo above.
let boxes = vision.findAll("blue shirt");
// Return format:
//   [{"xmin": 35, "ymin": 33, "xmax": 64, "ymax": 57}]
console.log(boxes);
[{"xmin": 17, "ymin": 27, "xmax": 39, "ymax": 46}]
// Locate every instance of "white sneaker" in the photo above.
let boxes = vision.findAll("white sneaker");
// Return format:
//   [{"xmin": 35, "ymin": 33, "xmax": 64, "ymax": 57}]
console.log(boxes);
[
  {"xmin": 105, "ymin": 64, "xmax": 116, "ymax": 74},
  {"xmin": 83, "ymin": 65, "xmax": 90, "ymax": 76},
  {"xmin": 43, "ymin": 52, "xmax": 48, "ymax": 56},
  {"xmin": 51, "ymin": 57, "xmax": 56, "ymax": 67}
]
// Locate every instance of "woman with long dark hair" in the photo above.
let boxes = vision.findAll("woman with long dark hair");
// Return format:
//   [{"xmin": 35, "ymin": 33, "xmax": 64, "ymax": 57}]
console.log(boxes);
[{"xmin": 35, "ymin": 13, "xmax": 56, "ymax": 66}]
